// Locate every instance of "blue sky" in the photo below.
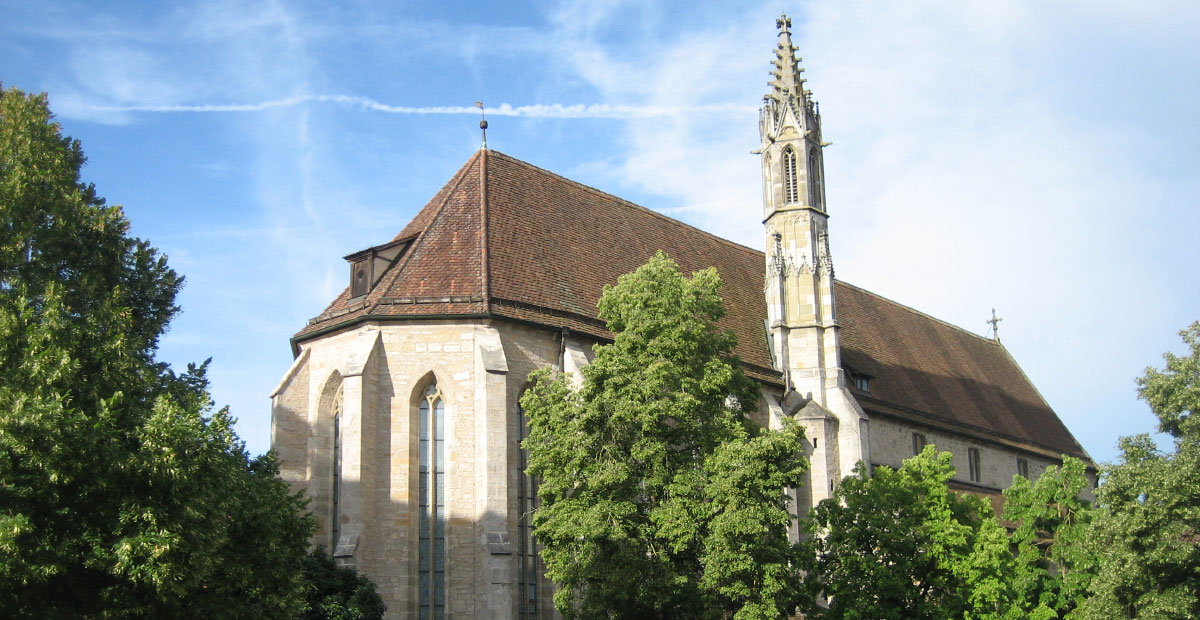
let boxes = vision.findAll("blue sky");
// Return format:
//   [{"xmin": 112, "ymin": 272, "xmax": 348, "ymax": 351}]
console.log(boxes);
[{"xmin": 2, "ymin": 1, "xmax": 1197, "ymax": 464}]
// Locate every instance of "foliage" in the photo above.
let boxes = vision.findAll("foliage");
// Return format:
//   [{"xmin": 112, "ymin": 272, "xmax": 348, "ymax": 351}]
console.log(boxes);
[
  {"xmin": 1073, "ymin": 322, "xmax": 1200, "ymax": 620},
  {"xmin": 800, "ymin": 447, "xmax": 1018, "ymax": 620},
  {"xmin": 299, "ymin": 549, "xmax": 386, "ymax": 620},
  {"xmin": 0, "ymin": 86, "xmax": 314, "ymax": 618},
  {"xmin": 1135, "ymin": 322, "xmax": 1200, "ymax": 438},
  {"xmin": 521, "ymin": 251, "xmax": 809, "ymax": 620},
  {"xmin": 1003, "ymin": 456, "xmax": 1095, "ymax": 620}
]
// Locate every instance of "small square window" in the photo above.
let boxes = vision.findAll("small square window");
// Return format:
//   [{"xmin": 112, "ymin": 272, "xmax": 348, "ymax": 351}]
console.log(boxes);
[
  {"xmin": 912, "ymin": 432, "xmax": 927, "ymax": 456},
  {"xmin": 968, "ymin": 448, "xmax": 982, "ymax": 483},
  {"xmin": 350, "ymin": 259, "xmax": 370, "ymax": 297},
  {"xmin": 1017, "ymin": 458, "xmax": 1029, "ymax": 479},
  {"xmin": 849, "ymin": 372, "xmax": 871, "ymax": 392}
]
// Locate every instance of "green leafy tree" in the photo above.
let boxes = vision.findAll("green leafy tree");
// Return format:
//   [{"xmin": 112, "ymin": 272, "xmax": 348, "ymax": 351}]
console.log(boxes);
[
  {"xmin": 1002, "ymin": 456, "xmax": 1095, "ymax": 620},
  {"xmin": 1074, "ymin": 322, "xmax": 1200, "ymax": 620},
  {"xmin": 801, "ymin": 447, "xmax": 1018, "ymax": 620},
  {"xmin": 299, "ymin": 549, "xmax": 386, "ymax": 620},
  {"xmin": 0, "ymin": 86, "xmax": 314, "ymax": 618},
  {"xmin": 520, "ymin": 251, "xmax": 809, "ymax": 620}
]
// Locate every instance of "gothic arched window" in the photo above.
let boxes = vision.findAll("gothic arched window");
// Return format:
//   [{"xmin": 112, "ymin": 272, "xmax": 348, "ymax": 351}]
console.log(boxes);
[
  {"xmin": 331, "ymin": 388, "xmax": 343, "ymax": 552},
  {"xmin": 418, "ymin": 382, "xmax": 446, "ymax": 620},
  {"xmin": 783, "ymin": 146, "xmax": 799, "ymax": 204},
  {"xmin": 517, "ymin": 401, "xmax": 540, "ymax": 619},
  {"xmin": 808, "ymin": 148, "xmax": 823, "ymax": 209}
]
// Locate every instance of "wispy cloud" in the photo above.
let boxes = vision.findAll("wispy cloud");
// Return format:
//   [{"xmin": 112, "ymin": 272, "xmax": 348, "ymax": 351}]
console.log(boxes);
[{"xmin": 81, "ymin": 95, "xmax": 755, "ymax": 118}]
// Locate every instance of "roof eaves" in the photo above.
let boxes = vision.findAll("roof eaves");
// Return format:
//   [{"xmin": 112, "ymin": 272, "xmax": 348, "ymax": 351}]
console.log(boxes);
[
  {"xmin": 342, "ymin": 234, "xmax": 417, "ymax": 262},
  {"xmin": 858, "ymin": 394, "xmax": 1091, "ymax": 463},
  {"xmin": 290, "ymin": 310, "xmax": 494, "ymax": 356}
]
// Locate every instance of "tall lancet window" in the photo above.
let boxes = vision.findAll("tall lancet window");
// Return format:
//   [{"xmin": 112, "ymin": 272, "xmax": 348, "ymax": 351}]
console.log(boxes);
[
  {"xmin": 517, "ymin": 404, "xmax": 540, "ymax": 619},
  {"xmin": 419, "ymin": 383, "xmax": 446, "ymax": 620},
  {"xmin": 331, "ymin": 388, "xmax": 343, "ymax": 552},
  {"xmin": 783, "ymin": 146, "xmax": 799, "ymax": 204},
  {"xmin": 808, "ymin": 148, "xmax": 823, "ymax": 209}
]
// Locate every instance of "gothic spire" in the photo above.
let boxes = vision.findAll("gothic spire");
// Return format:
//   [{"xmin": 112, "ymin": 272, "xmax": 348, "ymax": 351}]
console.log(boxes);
[{"xmin": 768, "ymin": 14, "xmax": 807, "ymax": 104}]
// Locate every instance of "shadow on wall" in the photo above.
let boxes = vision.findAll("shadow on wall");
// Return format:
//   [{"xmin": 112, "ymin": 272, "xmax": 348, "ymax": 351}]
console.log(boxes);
[{"xmin": 277, "ymin": 340, "xmax": 551, "ymax": 620}]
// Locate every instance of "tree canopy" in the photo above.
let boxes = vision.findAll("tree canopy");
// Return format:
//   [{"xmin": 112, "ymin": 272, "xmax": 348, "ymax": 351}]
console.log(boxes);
[
  {"xmin": 520, "ymin": 251, "xmax": 809, "ymax": 620},
  {"xmin": 800, "ymin": 447, "xmax": 1018, "ymax": 620},
  {"xmin": 0, "ymin": 86, "xmax": 314, "ymax": 618},
  {"xmin": 1073, "ymin": 322, "xmax": 1200, "ymax": 619},
  {"xmin": 299, "ymin": 549, "xmax": 386, "ymax": 620},
  {"xmin": 1002, "ymin": 456, "xmax": 1095, "ymax": 620}
]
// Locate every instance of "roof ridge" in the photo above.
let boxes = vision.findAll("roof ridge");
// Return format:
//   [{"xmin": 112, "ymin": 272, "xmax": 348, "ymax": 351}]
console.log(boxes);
[
  {"xmin": 835, "ymin": 279, "xmax": 1002, "ymax": 347},
  {"xmin": 479, "ymin": 149, "xmax": 491, "ymax": 312},
  {"xmin": 368, "ymin": 151, "xmax": 483, "ymax": 314},
  {"xmin": 486, "ymin": 149, "xmax": 768, "ymax": 261}
]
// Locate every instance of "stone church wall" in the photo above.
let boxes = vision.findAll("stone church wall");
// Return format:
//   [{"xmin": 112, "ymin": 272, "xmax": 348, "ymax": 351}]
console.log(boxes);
[
  {"xmin": 868, "ymin": 414, "xmax": 1096, "ymax": 501},
  {"xmin": 273, "ymin": 319, "xmax": 583, "ymax": 620},
  {"xmin": 273, "ymin": 317, "xmax": 1091, "ymax": 620}
]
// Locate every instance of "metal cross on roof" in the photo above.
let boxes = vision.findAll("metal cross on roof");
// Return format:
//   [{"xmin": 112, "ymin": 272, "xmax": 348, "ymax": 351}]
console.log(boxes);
[{"xmin": 987, "ymin": 308, "xmax": 1003, "ymax": 342}]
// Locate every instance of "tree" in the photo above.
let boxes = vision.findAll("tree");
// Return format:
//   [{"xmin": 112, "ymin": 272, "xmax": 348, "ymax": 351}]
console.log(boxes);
[
  {"xmin": 1002, "ymin": 456, "xmax": 1095, "ymax": 620},
  {"xmin": 299, "ymin": 549, "xmax": 386, "ymax": 620},
  {"xmin": 801, "ymin": 447, "xmax": 1018, "ymax": 620},
  {"xmin": 520, "ymin": 251, "xmax": 809, "ymax": 620},
  {"xmin": 0, "ymin": 86, "xmax": 314, "ymax": 617},
  {"xmin": 1074, "ymin": 322, "xmax": 1200, "ymax": 620}
]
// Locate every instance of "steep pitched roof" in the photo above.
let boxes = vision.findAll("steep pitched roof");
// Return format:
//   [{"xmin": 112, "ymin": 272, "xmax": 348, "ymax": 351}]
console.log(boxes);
[{"xmin": 296, "ymin": 149, "xmax": 1088, "ymax": 460}]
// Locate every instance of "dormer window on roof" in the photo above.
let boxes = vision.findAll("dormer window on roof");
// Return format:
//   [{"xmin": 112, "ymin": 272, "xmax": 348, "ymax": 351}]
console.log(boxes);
[
  {"xmin": 343, "ymin": 237, "xmax": 412, "ymax": 299},
  {"xmin": 849, "ymin": 370, "xmax": 872, "ymax": 393}
]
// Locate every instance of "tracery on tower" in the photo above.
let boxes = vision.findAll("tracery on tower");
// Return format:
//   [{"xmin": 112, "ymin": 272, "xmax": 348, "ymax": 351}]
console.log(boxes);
[
  {"xmin": 783, "ymin": 146, "xmax": 799, "ymax": 204},
  {"xmin": 808, "ymin": 148, "xmax": 823, "ymax": 210}
]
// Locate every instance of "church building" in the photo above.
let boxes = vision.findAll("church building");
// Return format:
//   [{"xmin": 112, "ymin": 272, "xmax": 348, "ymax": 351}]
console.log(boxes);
[{"xmin": 270, "ymin": 15, "xmax": 1093, "ymax": 620}]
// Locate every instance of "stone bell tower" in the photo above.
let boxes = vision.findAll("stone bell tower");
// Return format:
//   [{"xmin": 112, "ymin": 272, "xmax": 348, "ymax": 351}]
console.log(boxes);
[{"xmin": 760, "ymin": 14, "xmax": 868, "ymax": 506}]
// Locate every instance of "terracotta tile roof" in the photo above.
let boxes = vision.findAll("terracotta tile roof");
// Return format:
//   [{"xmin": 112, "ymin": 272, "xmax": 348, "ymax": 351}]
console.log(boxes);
[
  {"xmin": 295, "ymin": 149, "xmax": 1088, "ymax": 459},
  {"xmin": 837, "ymin": 284, "xmax": 1085, "ymax": 458}
]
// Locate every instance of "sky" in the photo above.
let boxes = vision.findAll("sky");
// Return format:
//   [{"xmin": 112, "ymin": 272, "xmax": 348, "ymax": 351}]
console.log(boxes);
[{"xmin": 2, "ymin": 0, "xmax": 1197, "ymax": 464}]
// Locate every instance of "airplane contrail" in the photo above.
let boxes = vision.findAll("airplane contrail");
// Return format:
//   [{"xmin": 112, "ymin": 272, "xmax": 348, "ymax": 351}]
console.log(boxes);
[{"xmin": 84, "ymin": 94, "xmax": 755, "ymax": 118}]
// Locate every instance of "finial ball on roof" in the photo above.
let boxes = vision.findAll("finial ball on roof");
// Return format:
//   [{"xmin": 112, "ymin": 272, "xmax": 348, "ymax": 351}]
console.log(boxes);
[{"xmin": 480, "ymin": 119, "xmax": 488, "ymax": 129}]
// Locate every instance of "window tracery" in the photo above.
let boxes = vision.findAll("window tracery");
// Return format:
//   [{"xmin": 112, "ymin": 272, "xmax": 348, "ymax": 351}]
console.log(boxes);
[
  {"xmin": 418, "ymin": 382, "xmax": 445, "ymax": 620},
  {"xmin": 331, "ymin": 387, "xmax": 343, "ymax": 551},
  {"xmin": 808, "ymin": 148, "xmax": 823, "ymax": 209},
  {"xmin": 783, "ymin": 146, "xmax": 799, "ymax": 204},
  {"xmin": 517, "ymin": 403, "xmax": 539, "ymax": 619}
]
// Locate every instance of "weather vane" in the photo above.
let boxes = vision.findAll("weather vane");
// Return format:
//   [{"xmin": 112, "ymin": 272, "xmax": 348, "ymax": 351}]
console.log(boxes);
[{"xmin": 474, "ymin": 101, "xmax": 488, "ymax": 149}]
